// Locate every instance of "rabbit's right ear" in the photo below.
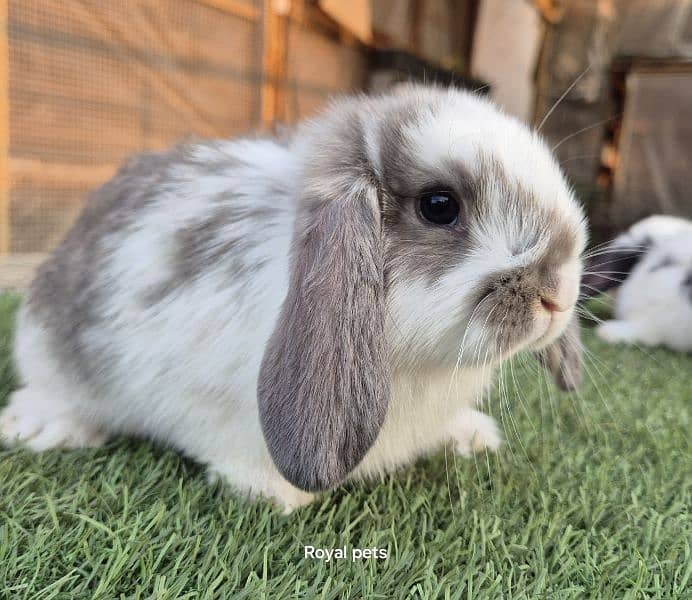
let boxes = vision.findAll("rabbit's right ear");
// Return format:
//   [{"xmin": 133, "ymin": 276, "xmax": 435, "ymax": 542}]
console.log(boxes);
[{"xmin": 257, "ymin": 134, "xmax": 389, "ymax": 493}]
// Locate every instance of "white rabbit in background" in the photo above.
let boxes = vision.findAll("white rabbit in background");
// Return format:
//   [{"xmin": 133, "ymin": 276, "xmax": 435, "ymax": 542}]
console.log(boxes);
[
  {"xmin": 588, "ymin": 215, "xmax": 692, "ymax": 352},
  {"xmin": 0, "ymin": 85, "xmax": 587, "ymax": 511}
]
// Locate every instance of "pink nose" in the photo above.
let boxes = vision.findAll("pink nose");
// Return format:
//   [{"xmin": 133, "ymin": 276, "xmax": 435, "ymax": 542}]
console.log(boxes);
[
  {"xmin": 541, "ymin": 264, "xmax": 580, "ymax": 313},
  {"xmin": 541, "ymin": 296, "xmax": 564, "ymax": 313}
]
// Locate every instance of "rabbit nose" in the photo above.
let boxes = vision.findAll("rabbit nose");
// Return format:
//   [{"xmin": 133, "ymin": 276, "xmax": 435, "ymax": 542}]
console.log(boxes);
[
  {"xmin": 540, "ymin": 295, "xmax": 566, "ymax": 313},
  {"xmin": 540, "ymin": 263, "xmax": 580, "ymax": 313}
]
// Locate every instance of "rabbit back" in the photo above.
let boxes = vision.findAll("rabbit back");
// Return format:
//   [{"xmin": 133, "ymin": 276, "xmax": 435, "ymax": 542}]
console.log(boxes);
[
  {"xmin": 614, "ymin": 232, "xmax": 692, "ymax": 351},
  {"xmin": 17, "ymin": 138, "xmax": 298, "ymax": 448},
  {"xmin": 595, "ymin": 215, "xmax": 692, "ymax": 351}
]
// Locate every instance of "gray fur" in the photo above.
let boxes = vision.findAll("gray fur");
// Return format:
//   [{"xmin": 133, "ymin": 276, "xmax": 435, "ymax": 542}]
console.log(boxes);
[
  {"xmin": 382, "ymin": 145, "xmax": 578, "ymax": 288},
  {"xmin": 536, "ymin": 314, "xmax": 583, "ymax": 391},
  {"xmin": 315, "ymin": 91, "xmax": 581, "ymax": 305},
  {"xmin": 649, "ymin": 255, "xmax": 675, "ymax": 272},
  {"xmin": 142, "ymin": 203, "xmax": 271, "ymax": 305},
  {"xmin": 27, "ymin": 141, "xmax": 274, "ymax": 387},
  {"xmin": 258, "ymin": 114, "xmax": 389, "ymax": 493},
  {"xmin": 27, "ymin": 149, "xmax": 182, "ymax": 387},
  {"xmin": 682, "ymin": 269, "xmax": 692, "ymax": 303},
  {"xmin": 25, "ymin": 86, "xmax": 586, "ymax": 495},
  {"xmin": 473, "ymin": 267, "xmax": 544, "ymax": 356},
  {"xmin": 473, "ymin": 258, "xmax": 583, "ymax": 387},
  {"xmin": 476, "ymin": 155, "xmax": 578, "ymax": 264}
]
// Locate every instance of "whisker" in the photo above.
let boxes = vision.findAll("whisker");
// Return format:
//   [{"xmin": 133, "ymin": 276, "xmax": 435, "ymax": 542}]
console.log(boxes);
[
  {"xmin": 581, "ymin": 270, "xmax": 636, "ymax": 276},
  {"xmin": 443, "ymin": 443, "xmax": 456, "ymax": 517},
  {"xmin": 577, "ymin": 306, "xmax": 667, "ymax": 369},
  {"xmin": 445, "ymin": 295, "xmax": 495, "ymax": 399},
  {"xmin": 500, "ymin": 353, "xmax": 537, "ymax": 479},
  {"xmin": 552, "ymin": 115, "xmax": 619, "ymax": 152},
  {"xmin": 537, "ymin": 63, "xmax": 592, "ymax": 132},
  {"xmin": 571, "ymin": 337, "xmax": 626, "ymax": 440},
  {"xmin": 582, "ymin": 244, "xmax": 649, "ymax": 260},
  {"xmin": 560, "ymin": 154, "xmax": 602, "ymax": 166},
  {"xmin": 581, "ymin": 272, "xmax": 626, "ymax": 285},
  {"xmin": 578, "ymin": 288, "xmax": 613, "ymax": 305},
  {"xmin": 509, "ymin": 353, "xmax": 538, "ymax": 435}
]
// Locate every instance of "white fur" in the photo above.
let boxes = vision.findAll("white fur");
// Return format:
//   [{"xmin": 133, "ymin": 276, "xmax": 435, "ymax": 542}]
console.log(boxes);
[
  {"xmin": 1, "ymin": 88, "xmax": 586, "ymax": 510},
  {"xmin": 407, "ymin": 90, "xmax": 582, "ymax": 225},
  {"xmin": 392, "ymin": 88, "xmax": 585, "ymax": 362},
  {"xmin": 597, "ymin": 215, "xmax": 692, "ymax": 352}
]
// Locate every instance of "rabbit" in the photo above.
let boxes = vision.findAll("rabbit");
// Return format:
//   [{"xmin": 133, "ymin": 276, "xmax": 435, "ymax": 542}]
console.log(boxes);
[
  {"xmin": 590, "ymin": 215, "xmax": 692, "ymax": 352},
  {"xmin": 0, "ymin": 85, "xmax": 587, "ymax": 511}
]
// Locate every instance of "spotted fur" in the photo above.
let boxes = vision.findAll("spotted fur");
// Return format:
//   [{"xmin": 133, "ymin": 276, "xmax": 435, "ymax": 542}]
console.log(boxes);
[
  {"xmin": 595, "ymin": 215, "xmax": 692, "ymax": 352},
  {"xmin": 2, "ymin": 85, "xmax": 587, "ymax": 508}
]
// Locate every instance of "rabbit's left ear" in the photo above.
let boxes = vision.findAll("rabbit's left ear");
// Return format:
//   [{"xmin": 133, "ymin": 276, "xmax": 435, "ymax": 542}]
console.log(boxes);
[
  {"xmin": 536, "ymin": 313, "xmax": 583, "ymax": 391},
  {"xmin": 257, "ymin": 161, "xmax": 389, "ymax": 493}
]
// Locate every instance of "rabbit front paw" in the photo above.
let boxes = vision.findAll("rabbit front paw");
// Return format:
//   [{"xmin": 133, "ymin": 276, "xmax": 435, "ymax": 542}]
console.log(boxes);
[
  {"xmin": 207, "ymin": 461, "xmax": 316, "ymax": 514},
  {"xmin": 450, "ymin": 409, "xmax": 502, "ymax": 457}
]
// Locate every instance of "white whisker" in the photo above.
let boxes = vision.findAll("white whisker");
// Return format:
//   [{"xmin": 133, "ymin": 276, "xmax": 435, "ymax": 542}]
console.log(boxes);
[
  {"xmin": 552, "ymin": 115, "xmax": 619, "ymax": 152},
  {"xmin": 537, "ymin": 63, "xmax": 592, "ymax": 132}
]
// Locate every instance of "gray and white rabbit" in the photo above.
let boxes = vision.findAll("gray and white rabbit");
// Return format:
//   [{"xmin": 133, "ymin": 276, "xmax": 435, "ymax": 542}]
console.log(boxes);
[
  {"xmin": 587, "ymin": 215, "xmax": 692, "ymax": 352},
  {"xmin": 0, "ymin": 85, "xmax": 586, "ymax": 511}
]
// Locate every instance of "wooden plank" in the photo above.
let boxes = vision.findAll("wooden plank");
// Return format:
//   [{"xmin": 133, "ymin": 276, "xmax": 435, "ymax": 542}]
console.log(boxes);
[
  {"xmin": 9, "ymin": 186, "xmax": 86, "ymax": 253},
  {"xmin": 10, "ymin": 1, "xmax": 260, "ymax": 78},
  {"xmin": 0, "ymin": 0, "xmax": 8, "ymax": 253},
  {"xmin": 196, "ymin": 0, "xmax": 261, "ymax": 22},
  {"xmin": 10, "ymin": 58, "xmax": 258, "ymax": 164},
  {"xmin": 287, "ymin": 19, "xmax": 366, "ymax": 87},
  {"xmin": 291, "ymin": 1, "xmax": 366, "ymax": 50},
  {"xmin": 612, "ymin": 70, "xmax": 692, "ymax": 229},
  {"xmin": 10, "ymin": 158, "xmax": 117, "ymax": 188},
  {"xmin": 261, "ymin": 0, "xmax": 288, "ymax": 127},
  {"xmin": 0, "ymin": 253, "xmax": 46, "ymax": 291},
  {"xmin": 409, "ymin": 0, "xmax": 424, "ymax": 55},
  {"xmin": 318, "ymin": 0, "xmax": 372, "ymax": 44},
  {"xmin": 532, "ymin": 0, "xmax": 564, "ymax": 24}
]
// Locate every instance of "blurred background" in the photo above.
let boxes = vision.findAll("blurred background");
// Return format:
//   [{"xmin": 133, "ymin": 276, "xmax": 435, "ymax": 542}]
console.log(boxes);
[{"xmin": 0, "ymin": 0, "xmax": 691, "ymax": 285}]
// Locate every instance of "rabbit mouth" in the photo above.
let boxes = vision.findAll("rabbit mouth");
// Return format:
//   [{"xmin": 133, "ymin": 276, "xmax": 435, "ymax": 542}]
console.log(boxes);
[
  {"xmin": 459, "ymin": 284, "xmax": 576, "ymax": 366},
  {"xmin": 528, "ymin": 310, "xmax": 572, "ymax": 351},
  {"xmin": 462, "ymin": 254, "xmax": 581, "ymax": 360}
]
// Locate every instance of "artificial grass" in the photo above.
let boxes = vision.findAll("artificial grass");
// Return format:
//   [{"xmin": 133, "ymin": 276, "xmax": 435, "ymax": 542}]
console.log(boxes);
[{"xmin": 0, "ymin": 292, "xmax": 689, "ymax": 599}]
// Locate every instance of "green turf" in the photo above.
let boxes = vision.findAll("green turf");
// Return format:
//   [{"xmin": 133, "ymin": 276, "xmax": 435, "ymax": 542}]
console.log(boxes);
[{"xmin": 0, "ymin": 293, "xmax": 689, "ymax": 599}]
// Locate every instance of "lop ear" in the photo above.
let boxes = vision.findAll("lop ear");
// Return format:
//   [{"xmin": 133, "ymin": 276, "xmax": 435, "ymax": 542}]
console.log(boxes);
[
  {"xmin": 536, "ymin": 313, "xmax": 583, "ymax": 391},
  {"xmin": 257, "ymin": 177, "xmax": 389, "ymax": 493}
]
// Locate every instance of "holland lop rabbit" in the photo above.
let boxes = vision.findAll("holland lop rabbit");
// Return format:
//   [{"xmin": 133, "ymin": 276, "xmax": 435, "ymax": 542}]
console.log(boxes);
[
  {"xmin": 586, "ymin": 215, "xmax": 692, "ymax": 352},
  {"xmin": 0, "ymin": 86, "xmax": 586, "ymax": 510}
]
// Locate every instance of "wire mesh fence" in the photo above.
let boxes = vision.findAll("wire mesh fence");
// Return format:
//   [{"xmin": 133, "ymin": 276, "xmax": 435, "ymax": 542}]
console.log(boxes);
[{"xmin": 2, "ymin": 0, "xmax": 366, "ymax": 255}]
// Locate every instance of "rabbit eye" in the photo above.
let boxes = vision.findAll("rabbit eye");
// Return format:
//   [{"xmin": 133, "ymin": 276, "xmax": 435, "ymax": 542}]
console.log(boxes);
[{"xmin": 418, "ymin": 192, "xmax": 460, "ymax": 226}]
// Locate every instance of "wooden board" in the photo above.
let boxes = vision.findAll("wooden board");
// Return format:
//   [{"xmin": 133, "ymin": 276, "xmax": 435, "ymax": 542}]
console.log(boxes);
[
  {"xmin": 318, "ymin": 0, "xmax": 372, "ymax": 44},
  {"xmin": 7, "ymin": 0, "xmax": 264, "ymax": 252},
  {"xmin": 287, "ymin": 20, "xmax": 365, "ymax": 90},
  {"xmin": 612, "ymin": 70, "xmax": 692, "ymax": 228},
  {"xmin": 6, "ymin": 0, "xmax": 367, "ymax": 252},
  {"xmin": 0, "ymin": 0, "xmax": 9, "ymax": 253}
]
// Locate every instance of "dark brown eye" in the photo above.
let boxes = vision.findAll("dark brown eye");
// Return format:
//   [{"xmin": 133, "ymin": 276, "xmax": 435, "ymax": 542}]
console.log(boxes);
[{"xmin": 419, "ymin": 191, "xmax": 460, "ymax": 225}]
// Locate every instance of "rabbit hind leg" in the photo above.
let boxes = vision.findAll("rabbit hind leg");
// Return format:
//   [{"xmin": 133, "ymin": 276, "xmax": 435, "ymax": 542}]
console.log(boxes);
[
  {"xmin": 596, "ymin": 319, "xmax": 653, "ymax": 346},
  {"xmin": 2, "ymin": 307, "xmax": 107, "ymax": 452},
  {"xmin": 0, "ymin": 386, "xmax": 107, "ymax": 451}
]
